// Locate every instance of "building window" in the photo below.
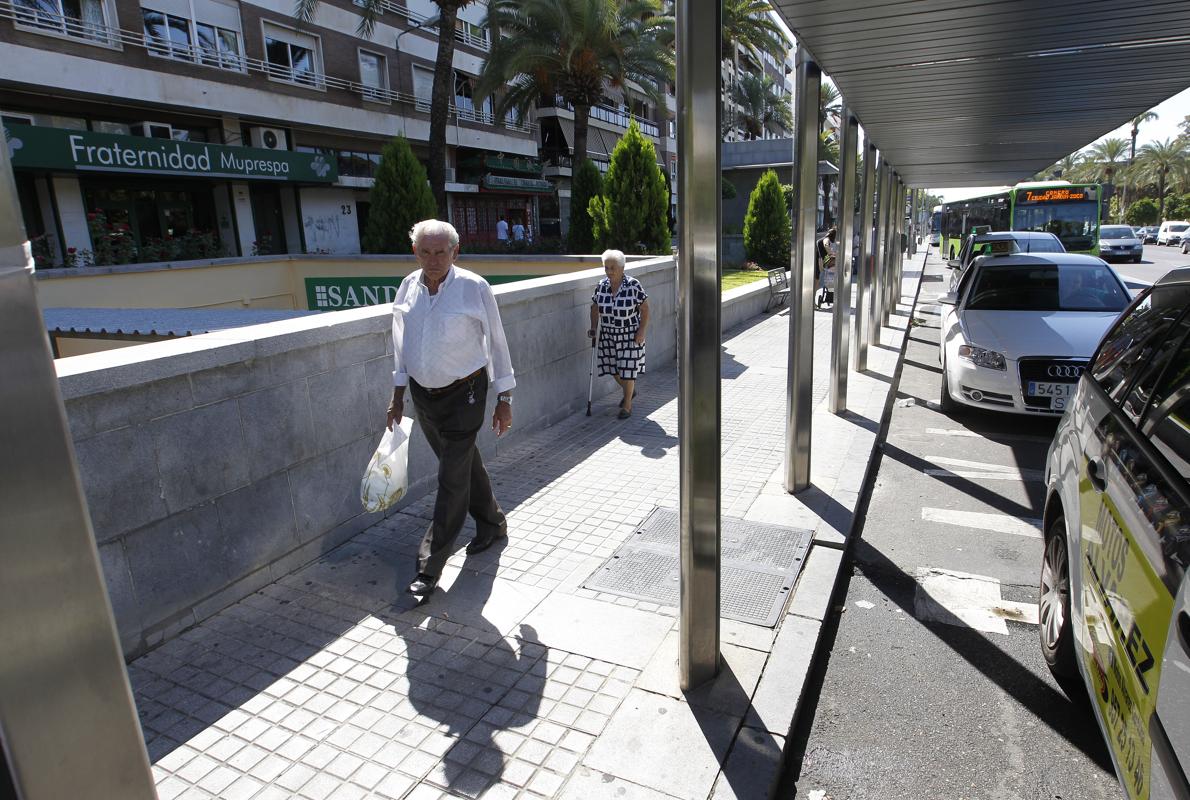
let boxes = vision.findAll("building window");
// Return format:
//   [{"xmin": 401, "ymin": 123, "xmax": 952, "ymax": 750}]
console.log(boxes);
[
  {"xmin": 263, "ymin": 22, "xmax": 322, "ymax": 88},
  {"xmin": 667, "ymin": 118, "xmax": 675, "ymax": 139},
  {"xmin": 454, "ymin": 18, "xmax": 488, "ymax": 49},
  {"xmin": 358, "ymin": 50, "xmax": 388, "ymax": 102},
  {"xmin": 412, "ymin": 65, "xmax": 434, "ymax": 112},
  {"xmin": 453, "ymin": 70, "xmax": 492, "ymax": 123},
  {"xmin": 13, "ymin": 0, "xmax": 114, "ymax": 44},
  {"xmin": 141, "ymin": 0, "xmax": 242, "ymax": 70}
]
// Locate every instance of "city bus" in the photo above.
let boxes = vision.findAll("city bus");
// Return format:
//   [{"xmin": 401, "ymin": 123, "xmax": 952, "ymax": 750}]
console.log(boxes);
[
  {"xmin": 929, "ymin": 205, "xmax": 941, "ymax": 245},
  {"xmin": 939, "ymin": 181, "xmax": 1101, "ymax": 259}
]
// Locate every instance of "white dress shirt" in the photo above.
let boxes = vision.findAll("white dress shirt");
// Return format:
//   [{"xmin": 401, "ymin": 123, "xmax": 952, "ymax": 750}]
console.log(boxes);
[{"xmin": 391, "ymin": 266, "xmax": 516, "ymax": 394}]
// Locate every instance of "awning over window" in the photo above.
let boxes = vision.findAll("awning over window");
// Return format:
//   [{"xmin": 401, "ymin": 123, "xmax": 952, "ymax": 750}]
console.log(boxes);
[{"xmin": 556, "ymin": 118, "xmax": 614, "ymax": 161}]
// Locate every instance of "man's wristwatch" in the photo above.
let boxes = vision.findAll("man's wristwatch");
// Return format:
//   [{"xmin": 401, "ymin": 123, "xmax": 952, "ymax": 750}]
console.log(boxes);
[{"xmin": 497, "ymin": 393, "xmax": 513, "ymax": 405}]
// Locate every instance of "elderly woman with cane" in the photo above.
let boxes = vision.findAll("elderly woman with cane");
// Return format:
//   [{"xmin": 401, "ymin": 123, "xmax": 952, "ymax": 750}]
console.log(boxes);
[{"xmin": 588, "ymin": 249, "xmax": 650, "ymax": 419}]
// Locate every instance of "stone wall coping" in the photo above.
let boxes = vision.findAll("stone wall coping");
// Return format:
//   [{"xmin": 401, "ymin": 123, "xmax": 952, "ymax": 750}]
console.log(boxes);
[
  {"xmin": 35, "ymin": 251, "xmax": 659, "ymax": 279},
  {"xmin": 55, "ymin": 255, "xmax": 675, "ymax": 399}
]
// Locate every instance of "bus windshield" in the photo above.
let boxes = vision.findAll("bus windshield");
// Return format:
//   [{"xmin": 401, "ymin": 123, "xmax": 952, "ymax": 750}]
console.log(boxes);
[{"xmin": 1012, "ymin": 202, "xmax": 1098, "ymax": 252}]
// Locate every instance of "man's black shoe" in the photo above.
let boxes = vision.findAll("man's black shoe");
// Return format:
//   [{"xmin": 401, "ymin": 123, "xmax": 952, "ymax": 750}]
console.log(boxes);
[
  {"xmin": 466, "ymin": 531, "xmax": 507, "ymax": 555},
  {"xmin": 407, "ymin": 574, "xmax": 438, "ymax": 596}
]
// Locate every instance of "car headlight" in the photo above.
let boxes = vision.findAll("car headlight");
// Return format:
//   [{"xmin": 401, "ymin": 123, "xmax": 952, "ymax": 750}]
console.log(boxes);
[{"xmin": 957, "ymin": 344, "xmax": 1006, "ymax": 370}]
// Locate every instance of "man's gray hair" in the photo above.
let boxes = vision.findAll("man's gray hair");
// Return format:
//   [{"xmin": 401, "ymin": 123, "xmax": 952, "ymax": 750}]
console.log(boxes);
[
  {"xmin": 409, "ymin": 219, "xmax": 460, "ymax": 249},
  {"xmin": 601, "ymin": 249, "xmax": 626, "ymax": 269}
]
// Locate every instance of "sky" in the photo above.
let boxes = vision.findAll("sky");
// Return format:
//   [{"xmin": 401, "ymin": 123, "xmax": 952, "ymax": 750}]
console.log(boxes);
[{"xmin": 933, "ymin": 87, "xmax": 1190, "ymax": 203}]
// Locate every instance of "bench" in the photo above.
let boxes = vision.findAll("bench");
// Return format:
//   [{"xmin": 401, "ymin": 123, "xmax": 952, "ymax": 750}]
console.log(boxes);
[{"xmin": 764, "ymin": 268, "xmax": 789, "ymax": 312}]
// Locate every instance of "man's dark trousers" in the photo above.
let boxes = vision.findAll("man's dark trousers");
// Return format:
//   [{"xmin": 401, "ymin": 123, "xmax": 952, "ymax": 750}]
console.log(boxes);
[{"xmin": 409, "ymin": 371, "xmax": 506, "ymax": 577}]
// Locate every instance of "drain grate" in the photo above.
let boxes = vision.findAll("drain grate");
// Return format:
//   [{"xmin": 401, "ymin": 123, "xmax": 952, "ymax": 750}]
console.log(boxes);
[{"xmin": 581, "ymin": 507, "xmax": 813, "ymax": 626}]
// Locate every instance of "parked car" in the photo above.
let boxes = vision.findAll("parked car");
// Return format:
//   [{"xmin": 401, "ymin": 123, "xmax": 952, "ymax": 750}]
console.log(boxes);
[
  {"xmin": 1097, "ymin": 224, "xmax": 1144, "ymax": 263},
  {"xmin": 1157, "ymin": 220, "xmax": 1190, "ymax": 246},
  {"xmin": 938, "ymin": 253, "xmax": 1131, "ymax": 415},
  {"xmin": 946, "ymin": 230, "xmax": 1065, "ymax": 291},
  {"xmin": 1039, "ymin": 266, "xmax": 1190, "ymax": 800},
  {"xmin": 1137, "ymin": 226, "xmax": 1160, "ymax": 244},
  {"xmin": 1182, "ymin": 235, "xmax": 1190, "ymax": 255}
]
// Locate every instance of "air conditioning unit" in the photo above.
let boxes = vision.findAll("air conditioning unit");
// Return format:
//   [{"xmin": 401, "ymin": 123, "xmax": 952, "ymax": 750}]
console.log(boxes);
[
  {"xmin": 444, "ymin": 167, "xmax": 456, "ymax": 182},
  {"xmin": 250, "ymin": 127, "xmax": 288, "ymax": 150},
  {"xmin": 131, "ymin": 121, "xmax": 173, "ymax": 139}
]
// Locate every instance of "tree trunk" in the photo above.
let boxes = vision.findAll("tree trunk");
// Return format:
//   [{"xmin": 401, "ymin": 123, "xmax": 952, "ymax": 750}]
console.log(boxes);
[
  {"xmin": 821, "ymin": 174, "xmax": 832, "ymax": 229},
  {"xmin": 428, "ymin": 2, "xmax": 460, "ymax": 218},
  {"xmin": 573, "ymin": 104, "xmax": 590, "ymax": 170},
  {"xmin": 1159, "ymin": 170, "xmax": 1167, "ymax": 219}
]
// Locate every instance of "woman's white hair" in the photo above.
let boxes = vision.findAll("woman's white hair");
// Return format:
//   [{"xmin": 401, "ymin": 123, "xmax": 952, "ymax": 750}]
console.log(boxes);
[
  {"xmin": 409, "ymin": 219, "xmax": 460, "ymax": 249},
  {"xmin": 601, "ymin": 249, "xmax": 626, "ymax": 269}
]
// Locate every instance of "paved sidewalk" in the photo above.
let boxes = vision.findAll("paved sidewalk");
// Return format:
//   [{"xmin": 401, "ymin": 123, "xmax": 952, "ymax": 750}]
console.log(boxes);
[{"xmin": 132, "ymin": 265, "xmax": 921, "ymax": 800}]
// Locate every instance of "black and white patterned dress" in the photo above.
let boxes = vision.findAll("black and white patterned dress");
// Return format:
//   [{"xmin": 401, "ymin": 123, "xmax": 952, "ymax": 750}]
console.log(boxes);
[{"xmin": 592, "ymin": 276, "xmax": 648, "ymax": 379}]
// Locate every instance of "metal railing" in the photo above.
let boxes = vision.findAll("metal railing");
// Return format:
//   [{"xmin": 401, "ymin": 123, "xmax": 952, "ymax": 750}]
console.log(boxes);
[
  {"xmin": 547, "ymin": 94, "xmax": 661, "ymax": 138},
  {"xmin": 376, "ymin": 0, "xmax": 490, "ymax": 51},
  {"xmin": 1, "ymin": 0, "xmax": 532, "ymax": 132}
]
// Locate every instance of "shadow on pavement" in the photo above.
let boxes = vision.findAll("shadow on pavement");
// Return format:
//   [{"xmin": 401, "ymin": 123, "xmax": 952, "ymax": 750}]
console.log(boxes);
[{"xmin": 392, "ymin": 544, "xmax": 546, "ymax": 796}]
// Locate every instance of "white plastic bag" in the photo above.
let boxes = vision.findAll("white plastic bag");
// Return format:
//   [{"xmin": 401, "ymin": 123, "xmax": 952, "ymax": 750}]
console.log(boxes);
[{"xmin": 360, "ymin": 418, "xmax": 413, "ymax": 513}]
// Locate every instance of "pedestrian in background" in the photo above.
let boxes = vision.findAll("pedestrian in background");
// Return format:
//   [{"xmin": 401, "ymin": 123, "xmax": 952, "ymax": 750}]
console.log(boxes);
[
  {"xmin": 588, "ymin": 249, "xmax": 649, "ymax": 419},
  {"xmin": 387, "ymin": 219, "xmax": 515, "ymax": 597},
  {"xmin": 512, "ymin": 220, "xmax": 526, "ymax": 242},
  {"xmin": 496, "ymin": 215, "xmax": 509, "ymax": 244}
]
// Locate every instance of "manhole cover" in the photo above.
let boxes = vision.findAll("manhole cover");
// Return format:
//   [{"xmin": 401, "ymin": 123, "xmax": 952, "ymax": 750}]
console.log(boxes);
[{"xmin": 582, "ymin": 507, "xmax": 813, "ymax": 626}]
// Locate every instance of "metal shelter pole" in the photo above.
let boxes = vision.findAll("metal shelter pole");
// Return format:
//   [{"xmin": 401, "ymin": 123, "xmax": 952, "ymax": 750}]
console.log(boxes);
[
  {"xmin": 784, "ymin": 45, "xmax": 821, "ymax": 494},
  {"xmin": 829, "ymin": 109, "xmax": 858, "ymax": 414},
  {"xmin": 852, "ymin": 141, "xmax": 876, "ymax": 373},
  {"xmin": 675, "ymin": 0, "xmax": 721, "ymax": 690},
  {"xmin": 869, "ymin": 157, "xmax": 889, "ymax": 351},
  {"xmin": 881, "ymin": 169, "xmax": 896, "ymax": 326},
  {"xmin": 0, "ymin": 110, "xmax": 158, "ymax": 800},
  {"xmin": 907, "ymin": 188, "xmax": 917, "ymax": 256}
]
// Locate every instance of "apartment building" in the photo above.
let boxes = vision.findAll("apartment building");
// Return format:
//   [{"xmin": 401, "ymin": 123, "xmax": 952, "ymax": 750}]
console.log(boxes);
[{"xmin": 0, "ymin": 0, "xmax": 546, "ymax": 265}]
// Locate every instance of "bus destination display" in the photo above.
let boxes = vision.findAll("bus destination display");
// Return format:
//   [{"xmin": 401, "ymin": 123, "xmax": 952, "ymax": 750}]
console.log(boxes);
[{"xmin": 1016, "ymin": 188, "xmax": 1094, "ymax": 204}]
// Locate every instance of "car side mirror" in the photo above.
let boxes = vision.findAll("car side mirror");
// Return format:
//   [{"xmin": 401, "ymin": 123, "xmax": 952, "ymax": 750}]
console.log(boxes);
[
  {"xmin": 946, "ymin": 259, "xmax": 961, "ymax": 269},
  {"xmin": 937, "ymin": 293, "xmax": 957, "ymax": 306}
]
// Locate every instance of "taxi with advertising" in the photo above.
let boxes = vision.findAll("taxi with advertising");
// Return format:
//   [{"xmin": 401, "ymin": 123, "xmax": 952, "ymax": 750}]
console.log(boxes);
[
  {"xmin": 1040, "ymin": 267, "xmax": 1189, "ymax": 800},
  {"xmin": 938, "ymin": 253, "xmax": 1131, "ymax": 415}
]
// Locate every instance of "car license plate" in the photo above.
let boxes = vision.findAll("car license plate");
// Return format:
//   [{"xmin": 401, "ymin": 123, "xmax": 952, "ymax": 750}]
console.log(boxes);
[{"xmin": 1028, "ymin": 381, "xmax": 1074, "ymax": 409}]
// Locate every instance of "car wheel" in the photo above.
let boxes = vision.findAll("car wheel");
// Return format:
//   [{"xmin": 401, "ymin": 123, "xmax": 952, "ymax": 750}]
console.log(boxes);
[
  {"xmin": 1040, "ymin": 517, "xmax": 1078, "ymax": 686},
  {"xmin": 1133, "ymin": 255, "xmax": 1143, "ymax": 263},
  {"xmin": 939, "ymin": 355, "xmax": 957, "ymax": 413}
]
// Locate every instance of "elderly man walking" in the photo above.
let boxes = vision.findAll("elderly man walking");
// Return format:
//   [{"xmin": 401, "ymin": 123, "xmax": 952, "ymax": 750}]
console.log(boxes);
[{"xmin": 387, "ymin": 219, "xmax": 515, "ymax": 596}]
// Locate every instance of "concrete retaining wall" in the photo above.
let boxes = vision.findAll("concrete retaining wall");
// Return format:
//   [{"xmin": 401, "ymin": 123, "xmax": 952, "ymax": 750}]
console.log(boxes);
[
  {"xmin": 59, "ymin": 257, "xmax": 675, "ymax": 658},
  {"xmin": 60, "ymin": 256, "xmax": 773, "ymax": 659}
]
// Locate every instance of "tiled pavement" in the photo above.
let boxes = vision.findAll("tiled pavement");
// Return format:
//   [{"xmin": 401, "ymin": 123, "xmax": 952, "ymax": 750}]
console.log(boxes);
[{"xmin": 132, "ymin": 265, "xmax": 921, "ymax": 800}]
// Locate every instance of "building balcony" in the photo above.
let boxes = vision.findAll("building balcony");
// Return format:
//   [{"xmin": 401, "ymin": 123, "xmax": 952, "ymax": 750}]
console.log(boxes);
[{"xmin": 540, "ymin": 95, "xmax": 660, "ymax": 139}]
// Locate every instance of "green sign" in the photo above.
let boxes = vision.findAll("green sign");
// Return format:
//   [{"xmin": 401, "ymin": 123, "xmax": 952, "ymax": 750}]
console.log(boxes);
[
  {"xmin": 4, "ymin": 123, "xmax": 338, "ymax": 183},
  {"xmin": 307, "ymin": 277, "xmax": 403, "ymax": 310},
  {"xmin": 305, "ymin": 275, "xmax": 539, "ymax": 310},
  {"xmin": 483, "ymin": 174, "xmax": 553, "ymax": 193}
]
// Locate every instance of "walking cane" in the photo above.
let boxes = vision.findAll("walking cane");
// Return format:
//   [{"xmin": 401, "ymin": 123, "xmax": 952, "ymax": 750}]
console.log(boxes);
[{"xmin": 586, "ymin": 318, "xmax": 600, "ymax": 416}]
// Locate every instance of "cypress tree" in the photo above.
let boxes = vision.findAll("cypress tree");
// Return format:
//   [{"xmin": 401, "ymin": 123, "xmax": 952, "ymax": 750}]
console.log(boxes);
[
  {"xmin": 589, "ymin": 122, "xmax": 670, "ymax": 254},
  {"xmin": 568, "ymin": 158, "xmax": 604, "ymax": 253},
  {"xmin": 362, "ymin": 136, "xmax": 437, "ymax": 254},
  {"xmin": 744, "ymin": 169, "xmax": 792, "ymax": 269}
]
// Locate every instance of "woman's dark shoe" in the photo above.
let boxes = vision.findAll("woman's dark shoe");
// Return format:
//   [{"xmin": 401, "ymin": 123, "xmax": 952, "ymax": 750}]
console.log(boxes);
[
  {"xmin": 407, "ymin": 573, "xmax": 438, "ymax": 596},
  {"xmin": 618, "ymin": 408, "xmax": 632, "ymax": 419}
]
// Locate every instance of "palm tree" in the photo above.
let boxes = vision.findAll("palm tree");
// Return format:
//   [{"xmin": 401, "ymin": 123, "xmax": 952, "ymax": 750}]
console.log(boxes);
[
  {"xmin": 296, "ymin": 0, "xmax": 467, "ymax": 217},
  {"xmin": 1136, "ymin": 138, "xmax": 1190, "ymax": 218},
  {"xmin": 1083, "ymin": 138, "xmax": 1128, "ymax": 184},
  {"xmin": 819, "ymin": 82, "xmax": 840, "ymax": 134},
  {"xmin": 720, "ymin": 0, "xmax": 785, "ymax": 137},
  {"xmin": 1130, "ymin": 111, "xmax": 1159, "ymax": 163},
  {"xmin": 818, "ymin": 129, "xmax": 838, "ymax": 228},
  {"xmin": 475, "ymin": 0, "xmax": 674, "ymax": 169},
  {"xmin": 1051, "ymin": 154, "xmax": 1083, "ymax": 181},
  {"xmin": 730, "ymin": 72, "xmax": 790, "ymax": 140},
  {"xmin": 1083, "ymin": 137, "xmax": 1128, "ymax": 220}
]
